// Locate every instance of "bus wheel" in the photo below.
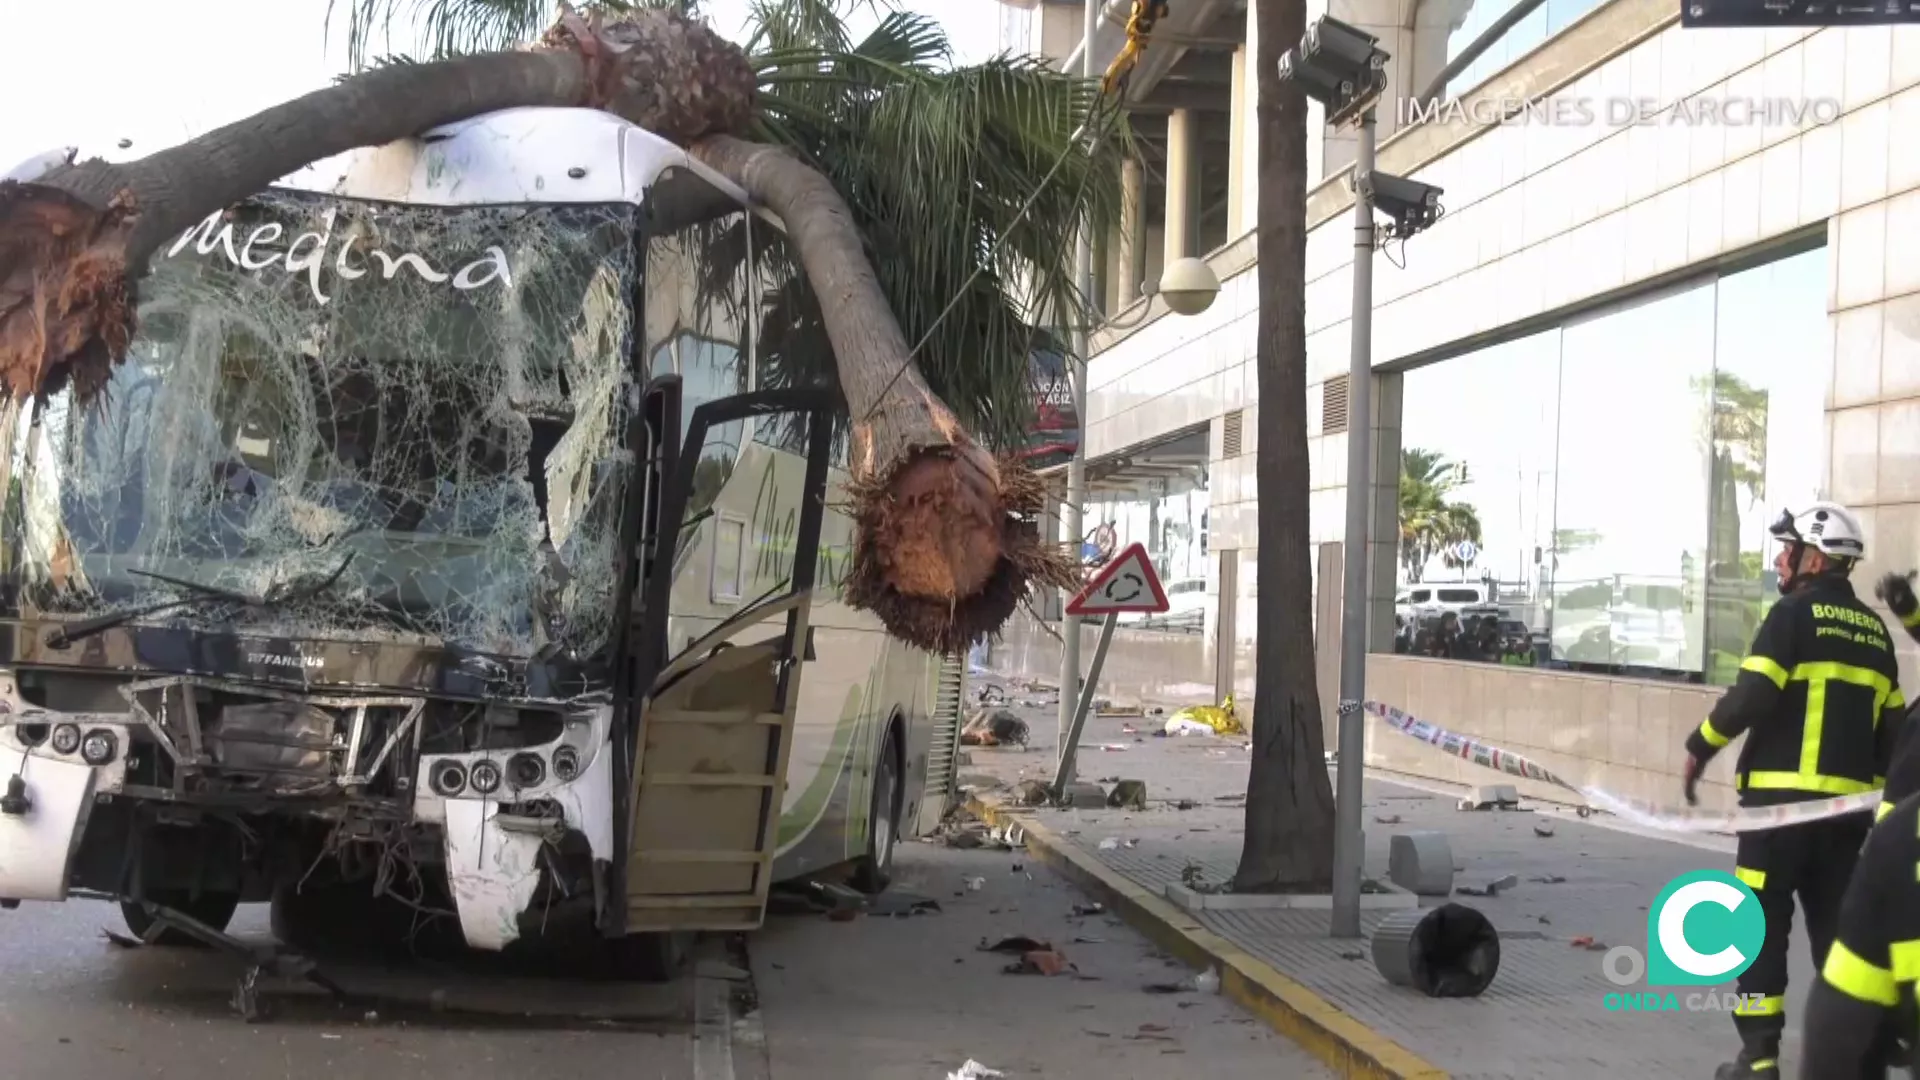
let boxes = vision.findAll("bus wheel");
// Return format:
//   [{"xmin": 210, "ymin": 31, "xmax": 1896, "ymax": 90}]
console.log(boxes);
[
  {"xmin": 121, "ymin": 890, "xmax": 239, "ymax": 948},
  {"xmin": 615, "ymin": 931, "xmax": 694, "ymax": 982},
  {"xmin": 851, "ymin": 727, "xmax": 902, "ymax": 895}
]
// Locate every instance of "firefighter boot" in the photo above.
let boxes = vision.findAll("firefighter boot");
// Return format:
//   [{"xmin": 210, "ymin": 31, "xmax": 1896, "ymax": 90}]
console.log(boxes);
[{"xmin": 1713, "ymin": 1032, "xmax": 1781, "ymax": 1080}]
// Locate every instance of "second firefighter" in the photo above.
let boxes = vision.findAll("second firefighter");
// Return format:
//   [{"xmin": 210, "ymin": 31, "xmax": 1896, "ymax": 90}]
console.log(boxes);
[{"xmin": 1680, "ymin": 502, "xmax": 1907, "ymax": 1080}]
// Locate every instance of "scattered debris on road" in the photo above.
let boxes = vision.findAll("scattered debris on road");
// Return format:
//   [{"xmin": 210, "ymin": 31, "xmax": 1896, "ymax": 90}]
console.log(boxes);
[
  {"xmin": 1107, "ymin": 780, "xmax": 1148, "ymax": 809},
  {"xmin": 1456, "ymin": 873, "xmax": 1519, "ymax": 897},
  {"xmin": 1570, "ymin": 936, "xmax": 1608, "ymax": 951},
  {"xmin": 963, "ymin": 709, "xmax": 1030, "ymax": 747},
  {"xmin": 1375, "ymin": 814, "xmax": 1403, "ymax": 825},
  {"xmin": 1529, "ymin": 875, "xmax": 1567, "ymax": 884},
  {"xmin": 868, "ymin": 894, "xmax": 942, "ymax": 918},
  {"xmin": 980, "ymin": 934, "xmax": 1073, "ymax": 976},
  {"xmin": 948, "ymin": 1059, "xmax": 1004, "ymax": 1079},
  {"xmin": 1005, "ymin": 949, "xmax": 1072, "ymax": 975},
  {"xmin": 1533, "ymin": 823, "xmax": 1555, "ymax": 837}
]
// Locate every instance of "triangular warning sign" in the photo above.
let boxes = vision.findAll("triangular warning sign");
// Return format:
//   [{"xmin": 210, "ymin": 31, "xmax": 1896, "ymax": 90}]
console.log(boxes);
[{"xmin": 1066, "ymin": 541, "xmax": 1170, "ymax": 616}]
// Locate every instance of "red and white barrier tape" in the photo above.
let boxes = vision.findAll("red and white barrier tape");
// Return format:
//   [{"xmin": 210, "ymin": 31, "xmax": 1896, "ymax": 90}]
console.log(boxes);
[{"xmin": 1361, "ymin": 701, "xmax": 1879, "ymax": 834}]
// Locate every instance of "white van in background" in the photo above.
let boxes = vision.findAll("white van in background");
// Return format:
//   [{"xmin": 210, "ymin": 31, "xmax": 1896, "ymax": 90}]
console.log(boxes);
[{"xmin": 1395, "ymin": 583, "xmax": 1492, "ymax": 623}]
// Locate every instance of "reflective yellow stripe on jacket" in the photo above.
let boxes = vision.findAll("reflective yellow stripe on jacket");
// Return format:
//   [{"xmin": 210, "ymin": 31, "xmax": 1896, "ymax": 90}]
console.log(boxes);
[
  {"xmin": 1738, "ymin": 659, "xmax": 1901, "ymax": 796},
  {"xmin": 1824, "ymin": 941, "xmax": 1900, "ymax": 1006}
]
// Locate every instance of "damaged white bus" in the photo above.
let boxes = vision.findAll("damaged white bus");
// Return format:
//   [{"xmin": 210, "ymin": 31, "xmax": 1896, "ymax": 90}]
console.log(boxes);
[{"xmin": 0, "ymin": 108, "xmax": 966, "ymax": 976}]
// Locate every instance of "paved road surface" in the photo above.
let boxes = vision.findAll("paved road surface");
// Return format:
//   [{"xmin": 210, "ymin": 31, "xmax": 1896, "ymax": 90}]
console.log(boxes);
[{"xmin": 0, "ymin": 843, "xmax": 1326, "ymax": 1080}]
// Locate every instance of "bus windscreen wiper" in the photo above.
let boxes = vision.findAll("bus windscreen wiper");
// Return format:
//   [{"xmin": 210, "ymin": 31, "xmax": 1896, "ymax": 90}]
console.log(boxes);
[{"xmin": 45, "ymin": 554, "xmax": 356, "ymax": 649}]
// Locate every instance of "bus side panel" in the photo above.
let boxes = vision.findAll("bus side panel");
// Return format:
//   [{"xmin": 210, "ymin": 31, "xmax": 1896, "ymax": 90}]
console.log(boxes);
[{"xmin": 770, "ymin": 619, "xmax": 882, "ymax": 879}]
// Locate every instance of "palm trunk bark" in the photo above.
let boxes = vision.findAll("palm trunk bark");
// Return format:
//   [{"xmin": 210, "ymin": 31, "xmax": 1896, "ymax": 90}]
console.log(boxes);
[
  {"xmin": 0, "ymin": 6, "xmax": 752, "ymax": 404},
  {"xmin": 0, "ymin": 5, "xmax": 1059, "ymax": 655},
  {"xmin": 1233, "ymin": 0, "xmax": 1337, "ymax": 893},
  {"xmin": 691, "ymin": 136, "xmax": 1073, "ymax": 655}
]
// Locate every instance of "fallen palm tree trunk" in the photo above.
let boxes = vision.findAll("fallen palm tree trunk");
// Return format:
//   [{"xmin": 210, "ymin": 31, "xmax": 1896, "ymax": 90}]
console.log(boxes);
[
  {"xmin": 691, "ymin": 136, "xmax": 1076, "ymax": 654},
  {"xmin": 0, "ymin": 5, "xmax": 1065, "ymax": 654}
]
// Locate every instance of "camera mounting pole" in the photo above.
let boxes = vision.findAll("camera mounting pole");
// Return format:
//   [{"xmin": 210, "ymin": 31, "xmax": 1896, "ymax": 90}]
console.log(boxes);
[{"xmin": 1281, "ymin": 14, "xmax": 1432, "ymax": 939}]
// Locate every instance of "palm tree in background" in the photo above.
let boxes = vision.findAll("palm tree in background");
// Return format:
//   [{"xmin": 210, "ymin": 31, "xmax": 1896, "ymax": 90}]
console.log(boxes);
[
  {"xmin": 1398, "ymin": 447, "xmax": 1482, "ymax": 584},
  {"xmin": 327, "ymin": 0, "xmax": 1127, "ymax": 452}
]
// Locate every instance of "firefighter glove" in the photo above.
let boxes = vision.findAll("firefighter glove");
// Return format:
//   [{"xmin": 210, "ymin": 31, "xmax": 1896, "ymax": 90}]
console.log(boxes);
[
  {"xmin": 1877, "ymin": 570, "xmax": 1918, "ymax": 621},
  {"xmin": 1682, "ymin": 753, "xmax": 1703, "ymax": 807}
]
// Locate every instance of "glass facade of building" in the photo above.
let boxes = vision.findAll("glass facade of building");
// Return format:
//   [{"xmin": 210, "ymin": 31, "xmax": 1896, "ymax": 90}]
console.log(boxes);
[
  {"xmin": 1443, "ymin": 0, "xmax": 1608, "ymax": 100},
  {"xmin": 1388, "ymin": 244, "xmax": 1830, "ymax": 685}
]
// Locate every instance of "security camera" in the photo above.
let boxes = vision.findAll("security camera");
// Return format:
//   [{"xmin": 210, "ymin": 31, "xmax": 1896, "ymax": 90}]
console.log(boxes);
[
  {"xmin": 1279, "ymin": 15, "xmax": 1391, "ymax": 127},
  {"xmin": 1360, "ymin": 170, "xmax": 1444, "ymax": 240},
  {"xmin": 1304, "ymin": 16, "xmax": 1388, "ymax": 74}
]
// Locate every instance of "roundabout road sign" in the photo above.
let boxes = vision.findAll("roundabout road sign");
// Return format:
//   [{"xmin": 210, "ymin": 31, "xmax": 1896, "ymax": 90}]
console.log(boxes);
[{"xmin": 1066, "ymin": 542, "xmax": 1169, "ymax": 616}]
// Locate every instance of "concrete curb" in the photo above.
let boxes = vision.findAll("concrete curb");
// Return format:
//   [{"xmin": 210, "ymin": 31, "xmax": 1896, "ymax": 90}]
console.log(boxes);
[{"xmin": 967, "ymin": 796, "xmax": 1450, "ymax": 1080}]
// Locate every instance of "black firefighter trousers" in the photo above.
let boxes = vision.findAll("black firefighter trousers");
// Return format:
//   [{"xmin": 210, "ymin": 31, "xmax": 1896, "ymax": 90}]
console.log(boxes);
[{"xmin": 1730, "ymin": 813, "xmax": 1873, "ymax": 1047}]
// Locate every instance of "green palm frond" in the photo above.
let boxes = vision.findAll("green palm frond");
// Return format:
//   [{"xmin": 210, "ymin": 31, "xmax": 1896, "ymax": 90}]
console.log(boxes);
[{"xmin": 750, "ymin": 48, "xmax": 1125, "ymax": 447}]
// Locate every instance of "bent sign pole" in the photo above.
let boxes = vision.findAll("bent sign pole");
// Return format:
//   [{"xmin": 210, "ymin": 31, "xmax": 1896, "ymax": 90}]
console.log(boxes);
[{"xmin": 1051, "ymin": 543, "xmax": 1170, "ymax": 801}]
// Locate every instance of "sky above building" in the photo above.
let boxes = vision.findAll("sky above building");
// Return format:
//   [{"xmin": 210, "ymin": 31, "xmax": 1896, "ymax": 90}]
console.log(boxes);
[{"xmin": 0, "ymin": 0, "xmax": 1005, "ymax": 176}]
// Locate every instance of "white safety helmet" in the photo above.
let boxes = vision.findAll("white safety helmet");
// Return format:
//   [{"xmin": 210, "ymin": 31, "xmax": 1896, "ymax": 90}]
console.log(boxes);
[{"xmin": 1770, "ymin": 502, "xmax": 1867, "ymax": 563}]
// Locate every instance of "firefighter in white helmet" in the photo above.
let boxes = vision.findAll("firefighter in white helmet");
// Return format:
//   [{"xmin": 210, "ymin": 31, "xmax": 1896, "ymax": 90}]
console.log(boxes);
[{"xmin": 1679, "ymin": 502, "xmax": 1905, "ymax": 1080}]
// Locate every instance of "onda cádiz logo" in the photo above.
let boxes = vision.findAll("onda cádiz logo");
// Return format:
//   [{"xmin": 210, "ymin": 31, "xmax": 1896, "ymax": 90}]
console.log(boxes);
[{"xmin": 1599, "ymin": 870, "xmax": 1770, "ymax": 1014}]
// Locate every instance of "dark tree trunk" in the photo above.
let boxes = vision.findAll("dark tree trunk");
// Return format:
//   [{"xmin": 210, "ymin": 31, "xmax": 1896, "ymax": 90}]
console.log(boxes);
[{"xmin": 1232, "ymin": 0, "xmax": 1336, "ymax": 893}]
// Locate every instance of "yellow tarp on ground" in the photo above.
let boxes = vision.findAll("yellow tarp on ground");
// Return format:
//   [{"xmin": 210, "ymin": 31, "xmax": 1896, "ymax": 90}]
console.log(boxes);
[{"xmin": 1165, "ymin": 694, "xmax": 1244, "ymax": 736}]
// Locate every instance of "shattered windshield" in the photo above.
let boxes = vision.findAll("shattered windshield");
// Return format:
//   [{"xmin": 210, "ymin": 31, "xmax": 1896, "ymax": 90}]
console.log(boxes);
[{"xmin": 1, "ymin": 189, "xmax": 641, "ymax": 658}]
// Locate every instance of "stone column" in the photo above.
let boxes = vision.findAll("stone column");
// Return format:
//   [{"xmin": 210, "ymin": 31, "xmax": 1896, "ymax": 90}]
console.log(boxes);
[
  {"xmin": 1227, "ymin": 45, "xmax": 1250, "ymax": 237},
  {"xmin": 1165, "ymin": 108, "xmax": 1194, "ymax": 264},
  {"xmin": 1241, "ymin": 1, "xmax": 1260, "ymax": 226},
  {"xmin": 1118, "ymin": 156, "xmax": 1145, "ymax": 305}
]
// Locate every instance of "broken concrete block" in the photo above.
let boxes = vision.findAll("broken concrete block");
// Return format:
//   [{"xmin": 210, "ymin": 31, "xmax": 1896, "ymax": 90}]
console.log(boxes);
[
  {"xmin": 1387, "ymin": 831, "xmax": 1456, "ymax": 897},
  {"xmin": 1107, "ymin": 780, "xmax": 1148, "ymax": 809},
  {"xmin": 1459, "ymin": 784, "xmax": 1519, "ymax": 810}
]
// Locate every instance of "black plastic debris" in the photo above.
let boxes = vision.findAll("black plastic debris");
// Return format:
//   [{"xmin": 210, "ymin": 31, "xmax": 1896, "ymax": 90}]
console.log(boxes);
[
  {"xmin": 868, "ymin": 893, "xmax": 942, "ymax": 918},
  {"xmin": 1371, "ymin": 903, "xmax": 1501, "ymax": 997}
]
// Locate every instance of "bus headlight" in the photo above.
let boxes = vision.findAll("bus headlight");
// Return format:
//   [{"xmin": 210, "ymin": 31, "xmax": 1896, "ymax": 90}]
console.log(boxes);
[
  {"xmin": 507, "ymin": 752, "xmax": 544, "ymax": 789},
  {"xmin": 80, "ymin": 729, "xmax": 117, "ymax": 766},
  {"xmin": 551, "ymin": 745, "xmax": 580, "ymax": 782},
  {"xmin": 469, "ymin": 759, "xmax": 502, "ymax": 795},
  {"xmin": 50, "ymin": 724, "xmax": 80, "ymax": 755},
  {"xmin": 430, "ymin": 760, "xmax": 467, "ymax": 796}
]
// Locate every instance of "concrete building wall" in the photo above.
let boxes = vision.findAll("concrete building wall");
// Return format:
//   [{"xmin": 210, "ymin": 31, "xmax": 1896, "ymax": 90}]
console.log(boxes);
[{"xmin": 993, "ymin": 1, "xmax": 1920, "ymax": 810}]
